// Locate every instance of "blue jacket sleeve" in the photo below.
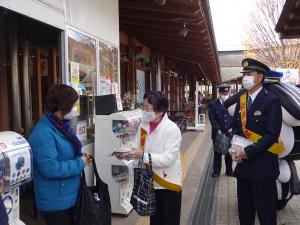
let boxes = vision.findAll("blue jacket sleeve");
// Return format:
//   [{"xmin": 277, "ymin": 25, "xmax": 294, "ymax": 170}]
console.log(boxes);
[
  {"xmin": 31, "ymin": 131, "xmax": 84, "ymax": 179},
  {"xmin": 244, "ymin": 97, "xmax": 282, "ymax": 159}
]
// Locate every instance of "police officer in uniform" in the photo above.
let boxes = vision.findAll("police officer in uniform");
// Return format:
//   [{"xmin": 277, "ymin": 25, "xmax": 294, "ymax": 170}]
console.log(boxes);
[
  {"xmin": 208, "ymin": 84, "xmax": 233, "ymax": 177},
  {"xmin": 232, "ymin": 58, "xmax": 282, "ymax": 225}
]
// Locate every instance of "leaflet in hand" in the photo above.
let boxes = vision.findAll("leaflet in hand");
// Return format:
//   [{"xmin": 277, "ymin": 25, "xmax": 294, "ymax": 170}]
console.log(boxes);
[
  {"xmin": 229, "ymin": 135, "xmax": 252, "ymax": 154},
  {"xmin": 105, "ymin": 147, "xmax": 132, "ymax": 156}
]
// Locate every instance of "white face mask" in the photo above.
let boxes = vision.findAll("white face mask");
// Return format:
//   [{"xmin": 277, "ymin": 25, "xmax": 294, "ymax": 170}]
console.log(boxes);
[
  {"xmin": 242, "ymin": 75, "xmax": 256, "ymax": 90},
  {"xmin": 64, "ymin": 107, "xmax": 77, "ymax": 120},
  {"xmin": 220, "ymin": 95, "xmax": 229, "ymax": 101},
  {"xmin": 141, "ymin": 111, "xmax": 156, "ymax": 123}
]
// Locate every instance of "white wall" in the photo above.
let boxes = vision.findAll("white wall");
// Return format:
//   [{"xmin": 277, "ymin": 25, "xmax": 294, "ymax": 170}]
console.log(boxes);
[
  {"xmin": 0, "ymin": 0, "xmax": 119, "ymax": 46},
  {"xmin": 0, "ymin": 0, "xmax": 66, "ymax": 29},
  {"xmin": 69, "ymin": 0, "xmax": 119, "ymax": 46}
]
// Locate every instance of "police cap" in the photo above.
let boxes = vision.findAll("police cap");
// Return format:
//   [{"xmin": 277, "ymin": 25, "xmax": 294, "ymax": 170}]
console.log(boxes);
[
  {"xmin": 241, "ymin": 58, "xmax": 270, "ymax": 75},
  {"xmin": 217, "ymin": 84, "xmax": 231, "ymax": 93}
]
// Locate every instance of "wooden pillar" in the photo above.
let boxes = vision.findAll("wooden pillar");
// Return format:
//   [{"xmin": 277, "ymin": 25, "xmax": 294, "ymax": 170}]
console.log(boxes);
[
  {"xmin": 128, "ymin": 37, "xmax": 137, "ymax": 97},
  {"xmin": 48, "ymin": 48, "xmax": 58, "ymax": 86},
  {"xmin": 150, "ymin": 63, "xmax": 157, "ymax": 91},
  {"xmin": 176, "ymin": 76, "xmax": 179, "ymax": 110},
  {"xmin": 145, "ymin": 69, "xmax": 150, "ymax": 93},
  {"xmin": 0, "ymin": 12, "xmax": 10, "ymax": 131},
  {"xmin": 32, "ymin": 48, "xmax": 43, "ymax": 122},
  {"xmin": 160, "ymin": 58, "xmax": 165, "ymax": 92},
  {"xmin": 189, "ymin": 75, "xmax": 195, "ymax": 102},
  {"xmin": 212, "ymin": 84, "xmax": 218, "ymax": 99}
]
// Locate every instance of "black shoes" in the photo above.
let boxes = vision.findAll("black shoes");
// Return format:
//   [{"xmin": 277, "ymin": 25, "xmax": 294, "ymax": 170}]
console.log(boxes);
[{"xmin": 211, "ymin": 172, "xmax": 220, "ymax": 177}]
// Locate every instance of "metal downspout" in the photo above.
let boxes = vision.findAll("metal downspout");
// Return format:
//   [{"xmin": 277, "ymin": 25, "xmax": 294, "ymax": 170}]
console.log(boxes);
[
  {"xmin": 21, "ymin": 36, "xmax": 32, "ymax": 137},
  {"xmin": 9, "ymin": 17, "xmax": 22, "ymax": 134}
]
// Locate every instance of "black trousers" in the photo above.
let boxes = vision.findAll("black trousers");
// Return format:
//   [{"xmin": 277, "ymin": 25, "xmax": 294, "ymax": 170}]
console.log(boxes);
[
  {"xmin": 150, "ymin": 189, "xmax": 182, "ymax": 225},
  {"xmin": 213, "ymin": 151, "xmax": 232, "ymax": 174},
  {"xmin": 41, "ymin": 207, "xmax": 75, "ymax": 225},
  {"xmin": 237, "ymin": 178, "xmax": 277, "ymax": 225}
]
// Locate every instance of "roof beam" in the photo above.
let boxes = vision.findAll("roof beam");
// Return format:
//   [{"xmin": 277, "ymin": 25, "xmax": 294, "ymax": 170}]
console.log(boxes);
[
  {"xmin": 132, "ymin": 38, "xmax": 209, "ymax": 52},
  {"xmin": 120, "ymin": 27, "xmax": 206, "ymax": 40},
  {"xmin": 120, "ymin": 11, "xmax": 204, "ymax": 24},
  {"xmin": 120, "ymin": 22, "xmax": 203, "ymax": 34},
  {"xmin": 119, "ymin": 8, "xmax": 201, "ymax": 23},
  {"xmin": 122, "ymin": 33, "xmax": 207, "ymax": 47},
  {"xmin": 119, "ymin": 0, "xmax": 200, "ymax": 16}
]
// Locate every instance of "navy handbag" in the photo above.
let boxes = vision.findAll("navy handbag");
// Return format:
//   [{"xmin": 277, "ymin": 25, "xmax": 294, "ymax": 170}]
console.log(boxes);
[
  {"xmin": 130, "ymin": 153, "xmax": 156, "ymax": 216},
  {"xmin": 214, "ymin": 132, "xmax": 232, "ymax": 155}
]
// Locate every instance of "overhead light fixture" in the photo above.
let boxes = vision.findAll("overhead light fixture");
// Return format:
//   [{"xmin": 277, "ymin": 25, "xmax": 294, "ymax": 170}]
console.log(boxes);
[
  {"xmin": 153, "ymin": 0, "xmax": 167, "ymax": 6},
  {"xmin": 179, "ymin": 22, "xmax": 189, "ymax": 38}
]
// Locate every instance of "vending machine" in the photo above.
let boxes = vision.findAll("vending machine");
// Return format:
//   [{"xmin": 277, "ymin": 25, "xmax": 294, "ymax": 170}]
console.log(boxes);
[
  {"xmin": 0, "ymin": 131, "xmax": 32, "ymax": 225},
  {"xmin": 95, "ymin": 109, "xmax": 142, "ymax": 215}
]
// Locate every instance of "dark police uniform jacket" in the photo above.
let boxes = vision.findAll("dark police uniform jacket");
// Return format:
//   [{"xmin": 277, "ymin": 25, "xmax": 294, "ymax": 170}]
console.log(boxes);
[
  {"xmin": 0, "ymin": 197, "xmax": 8, "ymax": 225},
  {"xmin": 232, "ymin": 88, "xmax": 282, "ymax": 179},
  {"xmin": 208, "ymin": 99, "xmax": 232, "ymax": 142}
]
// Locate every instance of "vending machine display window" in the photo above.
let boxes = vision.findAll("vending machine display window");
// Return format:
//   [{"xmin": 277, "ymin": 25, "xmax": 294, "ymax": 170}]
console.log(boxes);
[{"xmin": 111, "ymin": 165, "xmax": 129, "ymax": 182}]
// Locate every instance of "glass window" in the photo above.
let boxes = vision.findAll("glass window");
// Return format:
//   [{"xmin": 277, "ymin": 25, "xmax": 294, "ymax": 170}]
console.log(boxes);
[
  {"xmin": 67, "ymin": 28, "xmax": 97, "ymax": 143},
  {"xmin": 98, "ymin": 41, "xmax": 119, "ymax": 95}
]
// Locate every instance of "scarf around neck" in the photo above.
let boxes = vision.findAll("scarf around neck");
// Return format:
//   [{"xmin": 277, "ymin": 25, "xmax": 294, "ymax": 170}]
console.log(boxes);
[{"xmin": 43, "ymin": 111, "xmax": 82, "ymax": 156}]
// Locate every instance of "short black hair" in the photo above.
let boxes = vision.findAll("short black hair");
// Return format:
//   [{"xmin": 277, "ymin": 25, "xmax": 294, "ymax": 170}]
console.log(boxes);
[
  {"xmin": 44, "ymin": 84, "xmax": 79, "ymax": 114},
  {"xmin": 143, "ymin": 91, "xmax": 169, "ymax": 113}
]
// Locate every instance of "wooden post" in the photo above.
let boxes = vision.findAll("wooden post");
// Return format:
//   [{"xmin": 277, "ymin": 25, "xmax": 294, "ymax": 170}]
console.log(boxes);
[
  {"xmin": 176, "ymin": 76, "xmax": 179, "ymax": 110},
  {"xmin": 128, "ymin": 37, "xmax": 137, "ymax": 98},
  {"xmin": 0, "ymin": 13, "xmax": 10, "ymax": 130},
  {"xmin": 32, "ymin": 48, "xmax": 43, "ymax": 122},
  {"xmin": 48, "ymin": 48, "xmax": 58, "ymax": 86},
  {"xmin": 212, "ymin": 83, "xmax": 218, "ymax": 99}
]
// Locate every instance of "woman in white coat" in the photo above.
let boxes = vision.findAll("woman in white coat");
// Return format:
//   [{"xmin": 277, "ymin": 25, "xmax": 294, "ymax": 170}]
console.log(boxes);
[{"xmin": 119, "ymin": 91, "xmax": 182, "ymax": 225}]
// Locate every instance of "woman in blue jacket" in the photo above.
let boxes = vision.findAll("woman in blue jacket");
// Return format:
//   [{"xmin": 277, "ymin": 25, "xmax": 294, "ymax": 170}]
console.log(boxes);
[{"xmin": 29, "ymin": 84, "xmax": 89, "ymax": 225}]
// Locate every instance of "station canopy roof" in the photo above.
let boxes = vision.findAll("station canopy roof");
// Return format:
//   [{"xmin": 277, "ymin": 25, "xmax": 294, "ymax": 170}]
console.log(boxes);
[
  {"xmin": 276, "ymin": 0, "xmax": 300, "ymax": 39},
  {"xmin": 119, "ymin": 0, "xmax": 221, "ymax": 84}
]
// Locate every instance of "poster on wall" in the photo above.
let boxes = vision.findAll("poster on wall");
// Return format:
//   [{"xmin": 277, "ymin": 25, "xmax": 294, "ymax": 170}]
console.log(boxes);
[
  {"xmin": 70, "ymin": 61, "xmax": 80, "ymax": 114},
  {"xmin": 99, "ymin": 79, "xmax": 111, "ymax": 95},
  {"xmin": 111, "ymin": 82, "xmax": 119, "ymax": 95},
  {"xmin": 76, "ymin": 121, "xmax": 87, "ymax": 142},
  {"xmin": 99, "ymin": 41, "xmax": 119, "ymax": 95}
]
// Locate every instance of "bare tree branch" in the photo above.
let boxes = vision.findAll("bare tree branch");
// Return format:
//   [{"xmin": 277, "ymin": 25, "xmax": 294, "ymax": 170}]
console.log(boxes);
[{"xmin": 244, "ymin": 0, "xmax": 300, "ymax": 69}]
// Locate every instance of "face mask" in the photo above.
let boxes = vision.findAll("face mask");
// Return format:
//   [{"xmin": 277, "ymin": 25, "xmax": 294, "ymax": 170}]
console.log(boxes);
[
  {"xmin": 220, "ymin": 95, "xmax": 229, "ymax": 101},
  {"xmin": 141, "ymin": 111, "xmax": 156, "ymax": 122},
  {"xmin": 64, "ymin": 108, "xmax": 77, "ymax": 120},
  {"xmin": 242, "ymin": 75, "xmax": 256, "ymax": 90}
]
